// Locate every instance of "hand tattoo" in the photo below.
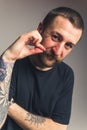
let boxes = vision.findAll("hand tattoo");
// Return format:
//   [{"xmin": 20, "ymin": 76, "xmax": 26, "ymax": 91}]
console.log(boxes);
[
  {"xmin": 25, "ymin": 112, "xmax": 46, "ymax": 127},
  {"xmin": 0, "ymin": 56, "xmax": 14, "ymax": 128}
]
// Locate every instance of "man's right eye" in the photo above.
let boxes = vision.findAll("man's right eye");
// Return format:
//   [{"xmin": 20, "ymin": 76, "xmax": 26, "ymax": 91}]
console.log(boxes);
[
  {"xmin": 51, "ymin": 34, "xmax": 62, "ymax": 42},
  {"xmin": 50, "ymin": 31, "xmax": 63, "ymax": 43},
  {"xmin": 51, "ymin": 34, "xmax": 59, "ymax": 41}
]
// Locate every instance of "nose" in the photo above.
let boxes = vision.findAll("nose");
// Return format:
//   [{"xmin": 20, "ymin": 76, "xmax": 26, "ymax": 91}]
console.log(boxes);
[{"xmin": 52, "ymin": 44, "xmax": 64, "ymax": 57}]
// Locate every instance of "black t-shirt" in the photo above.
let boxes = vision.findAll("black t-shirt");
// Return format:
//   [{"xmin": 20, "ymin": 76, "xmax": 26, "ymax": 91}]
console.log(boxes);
[{"xmin": 2, "ymin": 57, "xmax": 74, "ymax": 130}]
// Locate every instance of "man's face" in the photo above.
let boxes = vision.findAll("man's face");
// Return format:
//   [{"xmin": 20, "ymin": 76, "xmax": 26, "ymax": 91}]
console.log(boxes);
[{"xmin": 38, "ymin": 16, "xmax": 82, "ymax": 68}]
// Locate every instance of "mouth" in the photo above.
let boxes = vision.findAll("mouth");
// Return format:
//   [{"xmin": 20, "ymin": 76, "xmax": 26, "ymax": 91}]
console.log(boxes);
[
  {"xmin": 42, "ymin": 48, "xmax": 56, "ymax": 60},
  {"xmin": 43, "ymin": 49, "xmax": 61, "ymax": 63},
  {"xmin": 45, "ymin": 53, "xmax": 55, "ymax": 60}
]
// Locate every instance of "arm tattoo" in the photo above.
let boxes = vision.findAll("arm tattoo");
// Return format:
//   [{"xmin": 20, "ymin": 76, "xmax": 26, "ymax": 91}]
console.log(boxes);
[
  {"xmin": 0, "ymin": 56, "xmax": 14, "ymax": 128},
  {"xmin": 25, "ymin": 112, "xmax": 46, "ymax": 127},
  {"xmin": 0, "ymin": 57, "xmax": 6, "ymax": 81}
]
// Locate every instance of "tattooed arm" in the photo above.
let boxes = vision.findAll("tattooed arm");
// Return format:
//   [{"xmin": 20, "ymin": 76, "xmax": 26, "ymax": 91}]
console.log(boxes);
[
  {"xmin": 8, "ymin": 103, "xmax": 67, "ymax": 130},
  {"xmin": 0, "ymin": 30, "xmax": 45, "ymax": 128},
  {"xmin": 0, "ymin": 55, "xmax": 14, "ymax": 128}
]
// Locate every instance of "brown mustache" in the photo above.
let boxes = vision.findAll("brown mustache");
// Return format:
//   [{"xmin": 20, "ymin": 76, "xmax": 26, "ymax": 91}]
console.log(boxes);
[{"xmin": 43, "ymin": 50, "xmax": 59, "ymax": 61}]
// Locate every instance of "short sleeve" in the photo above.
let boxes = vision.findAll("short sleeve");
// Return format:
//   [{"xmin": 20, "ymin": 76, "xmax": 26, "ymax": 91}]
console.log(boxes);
[{"xmin": 51, "ymin": 67, "xmax": 74, "ymax": 124}]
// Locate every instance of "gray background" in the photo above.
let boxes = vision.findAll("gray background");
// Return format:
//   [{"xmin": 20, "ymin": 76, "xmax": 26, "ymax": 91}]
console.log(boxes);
[{"xmin": 0, "ymin": 0, "xmax": 86, "ymax": 130}]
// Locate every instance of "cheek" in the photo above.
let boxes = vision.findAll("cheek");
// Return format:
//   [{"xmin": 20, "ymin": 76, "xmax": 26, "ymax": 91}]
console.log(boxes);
[{"xmin": 41, "ymin": 38, "xmax": 56, "ymax": 49}]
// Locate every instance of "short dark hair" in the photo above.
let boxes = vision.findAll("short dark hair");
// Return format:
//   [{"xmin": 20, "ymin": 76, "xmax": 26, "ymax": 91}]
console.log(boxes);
[{"xmin": 43, "ymin": 7, "xmax": 84, "ymax": 32}]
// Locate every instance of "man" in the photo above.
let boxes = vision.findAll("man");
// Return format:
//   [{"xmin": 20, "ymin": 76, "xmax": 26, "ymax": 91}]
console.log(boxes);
[{"xmin": 0, "ymin": 7, "xmax": 84, "ymax": 130}]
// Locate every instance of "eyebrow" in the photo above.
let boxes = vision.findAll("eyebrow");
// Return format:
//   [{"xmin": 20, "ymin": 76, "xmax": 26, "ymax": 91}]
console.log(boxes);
[
  {"xmin": 51, "ymin": 31, "xmax": 76, "ymax": 47},
  {"xmin": 69, "ymin": 42, "xmax": 76, "ymax": 47}
]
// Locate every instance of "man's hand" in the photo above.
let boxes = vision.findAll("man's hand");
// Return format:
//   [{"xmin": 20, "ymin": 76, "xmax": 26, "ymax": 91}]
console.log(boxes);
[
  {"xmin": 3, "ymin": 30, "xmax": 45, "ymax": 62},
  {"xmin": 0, "ymin": 30, "xmax": 45, "ymax": 129}
]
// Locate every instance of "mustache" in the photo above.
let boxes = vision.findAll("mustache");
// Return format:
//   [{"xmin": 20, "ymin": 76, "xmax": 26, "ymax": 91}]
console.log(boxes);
[{"xmin": 43, "ymin": 49, "xmax": 60, "ymax": 61}]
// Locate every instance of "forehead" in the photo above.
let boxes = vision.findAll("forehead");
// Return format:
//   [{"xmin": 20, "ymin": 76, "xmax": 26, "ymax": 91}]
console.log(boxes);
[{"xmin": 48, "ymin": 16, "xmax": 82, "ymax": 44}]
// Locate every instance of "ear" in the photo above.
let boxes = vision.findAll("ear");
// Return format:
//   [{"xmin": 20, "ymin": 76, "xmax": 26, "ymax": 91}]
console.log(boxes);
[{"xmin": 37, "ymin": 22, "xmax": 43, "ymax": 34}]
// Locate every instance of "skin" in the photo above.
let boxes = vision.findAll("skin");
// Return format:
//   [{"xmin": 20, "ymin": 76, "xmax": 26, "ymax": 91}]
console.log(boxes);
[
  {"xmin": 0, "ymin": 16, "xmax": 82, "ymax": 129},
  {"xmin": 34, "ymin": 16, "xmax": 82, "ymax": 70}
]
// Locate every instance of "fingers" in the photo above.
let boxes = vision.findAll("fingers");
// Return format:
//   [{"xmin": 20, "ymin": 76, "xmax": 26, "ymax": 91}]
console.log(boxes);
[
  {"xmin": 27, "ymin": 47, "xmax": 44, "ymax": 56},
  {"xmin": 26, "ymin": 30, "xmax": 46, "ymax": 51},
  {"xmin": 29, "ymin": 37, "xmax": 45, "ymax": 51},
  {"xmin": 6, "ymin": 30, "xmax": 46, "ymax": 60}
]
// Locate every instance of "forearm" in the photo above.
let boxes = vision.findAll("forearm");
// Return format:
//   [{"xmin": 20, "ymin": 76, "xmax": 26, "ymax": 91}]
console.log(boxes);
[
  {"xmin": 0, "ymin": 53, "xmax": 15, "ymax": 128},
  {"xmin": 8, "ymin": 103, "xmax": 67, "ymax": 130},
  {"xmin": 0, "ymin": 30, "xmax": 45, "ymax": 128}
]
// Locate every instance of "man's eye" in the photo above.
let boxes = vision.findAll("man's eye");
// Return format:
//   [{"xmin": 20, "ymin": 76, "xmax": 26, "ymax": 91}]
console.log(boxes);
[
  {"xmin": 65, "ymin": 42, "xmax": 73, "ymax": 50},
  {"xmin": 51, "ymin": 35, "xmax": 61, "ymax": 42}
]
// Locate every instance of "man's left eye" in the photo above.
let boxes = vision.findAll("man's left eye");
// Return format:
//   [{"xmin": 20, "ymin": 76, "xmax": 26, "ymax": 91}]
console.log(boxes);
[{"xmin": 65, "ymin": 42, "xmax": 73, "ymax": 50}]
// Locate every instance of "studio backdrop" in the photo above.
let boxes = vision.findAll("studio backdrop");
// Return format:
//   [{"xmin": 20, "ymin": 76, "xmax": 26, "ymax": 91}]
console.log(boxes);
[{"xmin": 0, "ymin": 0, "xmax": 87, "ymax": 130}]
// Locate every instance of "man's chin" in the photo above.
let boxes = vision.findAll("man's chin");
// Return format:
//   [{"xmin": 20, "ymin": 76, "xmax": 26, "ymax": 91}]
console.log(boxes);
[
  {"xmin": 38, "ymin": 53, "xmax": 62, "ymax": 68},
  {"xmin": 45, "ymin": 59, "xmax": 62, "ymax": 67},
  {"xmin": 39, "ymin": 58, "xmax": 60, "ymax": 68}
]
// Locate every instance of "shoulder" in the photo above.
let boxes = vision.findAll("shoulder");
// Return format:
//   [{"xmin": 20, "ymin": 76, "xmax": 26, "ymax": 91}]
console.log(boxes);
[
  {"xmin": 58, "ymin": 61, "xmax": 73, "ymax": 71},
  {"xmin": 56, "ymin": 62, "xmax": 74, "ymax": 81},
  {"xmin": 14, "ymin": 56, "xmax": 31, "ymax": 68},
  {"xmin": 12, "ymin": 57, "xmax": 32, "ymax": 75},
  {"xmin": 15, "ymin": 56, "xmax": 30, "ymax": 65}
]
